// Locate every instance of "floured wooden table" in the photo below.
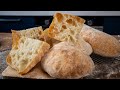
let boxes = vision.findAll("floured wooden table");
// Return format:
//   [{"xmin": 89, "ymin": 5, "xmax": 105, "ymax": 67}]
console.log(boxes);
[
  {"xmin": 0, "ymin": 33, "xmax": 12, "ymax": 79},
  {"xmin": 0, "ymin": 33, "xmax": 120, "ymax": 79}
]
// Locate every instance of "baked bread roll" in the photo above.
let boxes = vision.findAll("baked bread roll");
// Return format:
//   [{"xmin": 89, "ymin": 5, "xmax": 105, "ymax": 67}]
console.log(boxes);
[
  {"xmin": 6, "ymin": 36, "xmax": 50, "ymax": 75},
  {"xmin": 48, "ymin": 12, "xmax": 92, "ymax": 55},
  {"xmin": 41, "ymin": 42, "xmax": 95, "ymax": 79},
  {"xmin": 80, "ymin": 24, "xmax": 120, "ymax": 57}
]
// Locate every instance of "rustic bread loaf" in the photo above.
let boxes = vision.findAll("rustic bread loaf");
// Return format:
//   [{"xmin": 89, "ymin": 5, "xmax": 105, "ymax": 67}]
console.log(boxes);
[
  {"xmin": 48, "ymin": 12, "xmax": 92, "ymax": 55},
  {"xmin": 11, "ymin": 26, "xmax": 43, "ymax": 40},
  {"xmin": 80, "ymin": 24, "xmax": 120, "ymax": 57},
  {"xmin": 6, "ymin": 36, "xmax": 50, "ymax": 75},
  {"xmin": 48, "ymin": 12, "xmax": 85, "ymax": 43},
  {"xmin": 41, "ymin": 42, "xmax": 95, "ymax": 79},
  {"xmin": 75, "ymin": 36, "xmax": 93, "ymax": 55},
  {"xmin": 11, "ymin": 26, "xmax": 44, "ymax": 48}
]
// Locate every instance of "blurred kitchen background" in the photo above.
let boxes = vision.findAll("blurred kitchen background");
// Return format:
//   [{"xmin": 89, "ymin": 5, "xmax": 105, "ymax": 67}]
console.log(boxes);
[{"xmin": 0, "ymin": 11, "xmax": 120, "ymax": 35}]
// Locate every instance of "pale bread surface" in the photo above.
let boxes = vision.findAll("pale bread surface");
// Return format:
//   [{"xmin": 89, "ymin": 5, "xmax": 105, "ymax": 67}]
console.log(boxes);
[
  {"xmin": 6, "ymin": 36, "xmax": 50, "ymax": 75},
  {"xmin": 11, "ymin": 26, "xmax": 44, "ymax": 49},
  {"xmin": 41, "ymin": 42, "xmax": 95, "ymax": 79}
]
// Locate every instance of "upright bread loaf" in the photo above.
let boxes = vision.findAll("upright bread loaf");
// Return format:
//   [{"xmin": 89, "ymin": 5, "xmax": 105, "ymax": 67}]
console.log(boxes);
[
  {"xmin": 48, "ymin": 12, "xmax": 92, "ymax": 55},
  {"xmin": 41, "ymin": 42, "xmax": 95, "ymax": 79},
  {"xmin": 80, "ymin": 24, "xmax": 120, "ymax": 57},
  {"xmin": 48, "ymin": 12, "xmax": 85, "ymax": 43},
  {"xmin": 6, "ymin": 36, "xmax": 50, "ymax": 75}
]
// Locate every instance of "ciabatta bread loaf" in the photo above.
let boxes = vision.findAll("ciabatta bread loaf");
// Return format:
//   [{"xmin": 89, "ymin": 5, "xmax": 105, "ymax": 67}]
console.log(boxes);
[
  {"xmin": 80, "ymin": 24, "xmax": 120, "ymax": 57},
  {"xmin": 6, "ymin": 36, "xmax": 50, "ymax": 75},
  {"xmin": 48, "ymin": 12, "xmax": 85, "ymax": 42},
  {"xmin": 11, "ymin": 26, "xmax": 44, "ymax": 48},
  {"xmin": 41, "ymin": 42, "xmax": 95, "ymax": 79},
  {"xmin": 48, "ymin": 12, "xmax": 92, "ymax": 55},
  {"xmin": 12, "ymin": 26, "xmax": 43, "ymax": 40}
]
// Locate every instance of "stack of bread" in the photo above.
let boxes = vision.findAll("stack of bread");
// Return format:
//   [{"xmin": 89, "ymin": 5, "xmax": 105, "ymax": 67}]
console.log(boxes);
[{"xmin": 5, "ymin": 12, "xmax": 120, "ymax": 79}]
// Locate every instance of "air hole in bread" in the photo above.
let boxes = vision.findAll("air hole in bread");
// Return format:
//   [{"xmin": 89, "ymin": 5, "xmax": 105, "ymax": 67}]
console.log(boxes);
[
  {"xmin": 39, "ymin": 31, "xmax": 42, "ymax": 35},
  {"xmin": 56, "ymin": 13, "xmax": 63, "ymax": 23},
  {"xmin": 66, "ymin": 19, "xmax": 72, "ymax": 24},
  {"xmin": 72, "ymin": 21, "xmax": 76, "ymax": 26},
  {"xmin": 62, "ymin": 25, "xmax": 67, "ymax": 29}
]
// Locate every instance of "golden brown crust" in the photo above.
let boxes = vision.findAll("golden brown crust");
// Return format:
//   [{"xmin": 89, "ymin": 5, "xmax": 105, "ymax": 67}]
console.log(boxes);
[
  {"xmin": 42, "ymin": 28, "xmax": 53, "ymax": 47},
  {"xmin": 41, "ymin": 42, "xmax": 95, "ymax": 79},
  {"xmin": 80, "ymin": 24, "xmax": 120, "ymax": 57},
  {"xmin": 11, "ymin": 30, "xmax": 20, "ymax": 49},
  {"xmin": 6, "ymin": 54, "xmax": 13, "ymax": 70}
]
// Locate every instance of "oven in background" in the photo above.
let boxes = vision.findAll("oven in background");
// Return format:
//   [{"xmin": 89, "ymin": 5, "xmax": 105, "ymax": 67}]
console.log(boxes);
[{"xmin": 0, "ymin": 16, "xmax": 120, "ymax": 35}]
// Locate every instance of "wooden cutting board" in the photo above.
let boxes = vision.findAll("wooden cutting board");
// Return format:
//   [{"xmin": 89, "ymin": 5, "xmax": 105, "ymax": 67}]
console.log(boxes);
[{"xmin": 2, "ymin": 63, "xmax": 54, "ymax": 79}]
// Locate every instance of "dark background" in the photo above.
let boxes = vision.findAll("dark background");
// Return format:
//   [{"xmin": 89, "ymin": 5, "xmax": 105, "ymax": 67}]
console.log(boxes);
[
  {"xmin": 0, "ymin": 0, "xmax": 120, "ymax": 35},
  {"xmin": 0, "ymin": 0, "xmax": 120, "ymax": 11},
  {"xmin": 0, "ymin": 16, "xmax": 120, "ymax": 35}
]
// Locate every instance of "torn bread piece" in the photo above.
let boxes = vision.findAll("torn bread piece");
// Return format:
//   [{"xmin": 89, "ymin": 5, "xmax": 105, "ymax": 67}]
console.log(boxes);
[
  {"xmin": 48, "ymin": 12, "xmax": 92, "ymax": 55},
  {"xmin": 11, "ymin": 26, "xmax": 44, "ymax": 49},
  {"xmin": 11, "ymin": 26, "xmax": 44, "ymax": 41},
  {"xmin": 6, "ymin": 36, "xmax": 50, "ymax": 75},
  {"xmin": 48, "ymin": 12, "xmax": 85, "ymax": 43}
]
